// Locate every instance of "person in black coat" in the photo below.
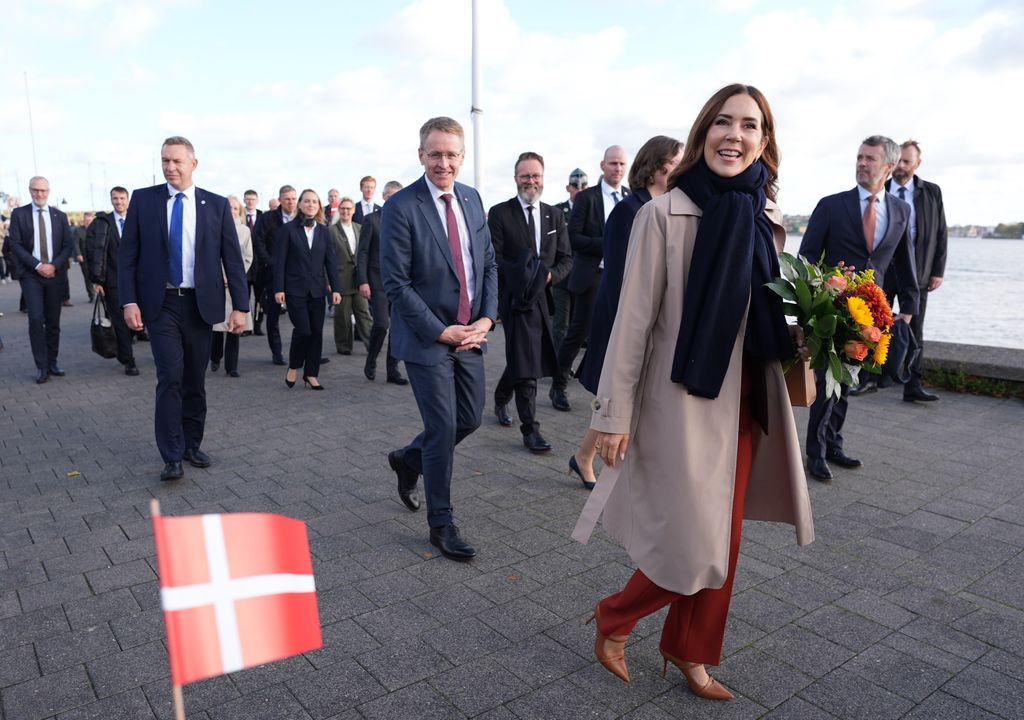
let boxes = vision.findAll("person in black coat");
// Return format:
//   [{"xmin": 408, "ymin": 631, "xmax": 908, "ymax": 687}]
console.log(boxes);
[
  {"xmin": 253, "ymin": 186, "xmax": 297, "ymax": 365},
  {"xmin": 273, "ymin": 189, "xmax": 340, "ymax": 389},
  {"xmin": 87, "ymin": 186, "xmax": 138, "ymax": 375},
  {"xmin": 570, "ymin": 136, "xmax": 683, "ymax": 487},
  {"xmin": 488, "ymin": 152, "xmax": 572, "ymax": 453}
]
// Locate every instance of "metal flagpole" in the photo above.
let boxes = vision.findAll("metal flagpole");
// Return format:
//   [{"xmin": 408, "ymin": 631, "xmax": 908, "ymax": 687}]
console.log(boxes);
[
  {"xmin": 471, "ymin": 0, "xmax": 483, "ymax": 193},
  {"xmin": 23, "ymin": 72, "xmax": 38, "ymax": 176}
]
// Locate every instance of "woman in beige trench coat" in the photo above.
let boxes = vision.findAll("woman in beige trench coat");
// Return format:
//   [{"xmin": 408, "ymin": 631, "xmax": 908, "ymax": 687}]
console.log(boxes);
[
  {"xmin": 577, "ymin": 84, "xmax": 815, "ymax": 699},
  {"xmin": 211, "ymin": 196, "xmax": 253, "ymax": 376}
]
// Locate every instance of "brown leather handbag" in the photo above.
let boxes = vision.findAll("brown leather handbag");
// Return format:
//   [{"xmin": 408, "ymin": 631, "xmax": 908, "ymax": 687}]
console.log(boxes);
[{"xmin": 785, "ymin": 358, "xmax": 816, "ymax": 407}]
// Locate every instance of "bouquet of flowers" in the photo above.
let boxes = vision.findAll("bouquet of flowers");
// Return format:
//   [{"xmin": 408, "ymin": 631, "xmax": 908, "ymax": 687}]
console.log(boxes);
[{"xmin": 767, "ymin": 253, "xmax": 893, "ymax": 400}]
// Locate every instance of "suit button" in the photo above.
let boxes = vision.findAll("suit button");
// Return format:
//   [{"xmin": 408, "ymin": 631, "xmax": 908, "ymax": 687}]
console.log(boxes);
[{"xmin": 591, "ymin": 399, "xmax": 602, "ymax": 411}]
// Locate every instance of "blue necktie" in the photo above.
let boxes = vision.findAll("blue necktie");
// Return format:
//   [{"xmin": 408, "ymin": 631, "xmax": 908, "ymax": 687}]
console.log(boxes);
[
  {"xmin": 118, "ymin": 217, "xmax": 125, "ymax": 234},
  {"xmin": 169, "ymin": 192, "xmax": 184, "ymax": 287},
  {"xmin": 898, "ymin": 187, "xmax": 906, "ymax": 201},
  {"xmin": 611, "ymin": 191, "xmax": 621, "ymax": 205}
]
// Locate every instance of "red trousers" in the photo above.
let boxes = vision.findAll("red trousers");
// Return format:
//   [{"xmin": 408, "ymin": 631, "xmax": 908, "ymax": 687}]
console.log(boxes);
[{"xmin": 596, "ymin": 372, "xmax": 754, "ymax": 666}]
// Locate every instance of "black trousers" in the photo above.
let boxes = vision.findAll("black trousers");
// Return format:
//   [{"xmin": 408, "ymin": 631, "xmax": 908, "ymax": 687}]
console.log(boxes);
[
  {"xmin": 806, "ymin": 368, "xmax": 851, "ymax": 461},
  {"xmin": 148, "ymin": 291, "xmax": 212, "ymax": 462},
  {"xmin": 368, "ymin": 283, "xmax": 401, "ymax": 374},
  {"xmin": 79, "ymin": 262, "xmax": 94, "ymax": 300},
  {"xmin": 20, "ymin": 272, "xmax": 64, "ymax": 371},
  {"xmin": 263, "ymin": 285, "xmax": 283, "ymax": 358},
  {"xmin": 210, "ymin": 331, "xmax": 239, "ymax": 373},
  {"xmin": 101, "ymin": 285, "xmax": 135, "ymax": 366},
  {"xmin": 286, "ymin": 293, "xmax": 326, "ymax": 378},
  {"xmin": 554, "ymin": 276, "xmax": 599, "ymax": 391},
  {"xmin": 495, "ymin": 367, "xmax": 538, "ymax": 436}
]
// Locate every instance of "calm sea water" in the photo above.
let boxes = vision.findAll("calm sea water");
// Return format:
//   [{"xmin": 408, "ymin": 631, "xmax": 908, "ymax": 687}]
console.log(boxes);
[{"xmin": 783, "ymin": 235, "xmax": 1024, "ymax": 350}]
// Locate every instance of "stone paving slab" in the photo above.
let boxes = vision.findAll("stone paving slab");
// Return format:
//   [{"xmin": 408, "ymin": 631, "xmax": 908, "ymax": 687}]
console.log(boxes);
[{"xmin": 1, "ymin": 274, "xmax": 1023, "ymax": 719}]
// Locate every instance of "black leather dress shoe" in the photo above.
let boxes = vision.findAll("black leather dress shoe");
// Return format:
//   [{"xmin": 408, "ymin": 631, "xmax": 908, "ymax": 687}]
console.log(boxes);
[
  {"xmin": 210, "ymin": 361, "xmax": 219, "ymax": 372},
  {"xmin": 228, "ymin": 370, "xmax": 240, "ymax": 378},
  {"xmin": 550, "ymin": 388, "xmax": 570, "ymax": 412},
  {"xmin": 848, "ymin": 380, "xmax": 877, "ymax": 397},
  {"xmin": 364, "ymin": 360, "xmax": 376, "ymax": 381},
  {"xmin": 388, "ymin": 450, "xmax": 420, "ymax": 511},
  {"xmin": 807, "ymin": 457, "xmax": 833, "ymax": 481},
  {"xmin": 183, "ymin": 448, "xmax": 212, "ymax": 468},
  {"xmin": 125, "ymin": 361, "xmax": 140, "ymax": 376},
  {"xmin": 160, "ymin": 461, "xmax": 184, "ymax": 481},
  {"xmin": 47, "ymin": 365, "xmax": 66, "ymax": 377},
  {"xmin": 272, "ymin": 355, "xmax": 286, "ymax": 366},
  {"xmin": 320, "ymin": 356, "xmax": 330, "ymax": 363},
  {"xmin": 254, "ymin": 327, "xmax": 265, "ymax": 336},
  {"xmin": 826, "ymin": 448, "xmax": 862, "ymax": 468},
  {"xmin": 494, "ymin": 403, "xmax": 513, "ymax": 427},
  {"xmin": 35, "ymin": 370, "xmax": 49, "ymax": 384},
  {"xmin": 386, "ymin": 373, "xmax": 409, "ymax": 386},
  {"xmin": 523, "ymin": 431, "xmax": 552, "ymax": 453},
  {"xmin": 136, "ymin": 331, "xmax": 149, "ymax": 341},
  {"xmin": 904, "ymin": 386, "xmax": 939, "ymax": 402},
  {"xmin": 429, "ymin": 524, "xmax": 476, "ymax": 561}
]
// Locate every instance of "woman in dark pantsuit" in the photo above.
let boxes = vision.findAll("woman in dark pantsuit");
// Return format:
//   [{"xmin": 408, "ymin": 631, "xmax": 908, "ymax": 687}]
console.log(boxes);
[{"xmin": 273, "ymin": 189, "xmax": 340, "ymax": 390}]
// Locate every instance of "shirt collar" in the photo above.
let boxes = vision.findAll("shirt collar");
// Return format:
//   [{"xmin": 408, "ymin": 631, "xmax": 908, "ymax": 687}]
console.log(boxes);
[
  {"xmin": 425, "ymin": 175, "xmax": 456, "ymax": 203},
  {"xmin": 33, "ymin": 204, "xmax": 50, "ymax": 213},
  {"xmin": 892, "ymin": 176, "xmax": 915, "ymax": 194},
  {"xmin": 114, "ymin": 211, "xmax": 126, "ymax": 221},
  {"xmin": 600, "ymin": 178, "xmax": 622, "ymax": 197},
  {"xmin": 167, "ymin": 183, "xmax": 195, "ymax": 201},
  {"xmin": 857, "ymin": 184, "xmax": 882, "ymax": 202},
  {"xmin": 517, "ymin": 195, "xmax": 539, "ymax": 211}
]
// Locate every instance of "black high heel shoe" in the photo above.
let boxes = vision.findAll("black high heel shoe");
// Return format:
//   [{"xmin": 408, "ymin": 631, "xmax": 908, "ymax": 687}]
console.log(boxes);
[
  {"xmin": 285, "ymin": 371, "xmax": 297, "ymax": 388},
  {"xmin": 303, "ymin": 377, "xmax": 324, "ymax": 391},
  {"xmin": 569, "ymin": 455, "xmax": 596, "ymax": 490}
]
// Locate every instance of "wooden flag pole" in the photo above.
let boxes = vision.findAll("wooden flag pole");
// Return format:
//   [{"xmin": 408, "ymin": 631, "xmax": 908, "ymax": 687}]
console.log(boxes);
[{"xmin": 151, "ymin": 498, "xmax": 187, "ymax": 720}]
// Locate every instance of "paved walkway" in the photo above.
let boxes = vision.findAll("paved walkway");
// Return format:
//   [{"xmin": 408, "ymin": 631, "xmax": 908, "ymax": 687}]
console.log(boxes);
[{"xmin": 1, "ymin": 273, "xmax": 1022, "ymax": 720}]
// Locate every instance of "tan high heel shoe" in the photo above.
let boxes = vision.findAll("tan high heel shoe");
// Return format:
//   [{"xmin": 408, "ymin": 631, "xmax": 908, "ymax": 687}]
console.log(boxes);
[
  {"xmin": 660, "ymin": 649, "xmax": 734, "ymax": 700},
  {"xmin": 586, "ymin": 605, "xmax": 630, "ymax": 682}
]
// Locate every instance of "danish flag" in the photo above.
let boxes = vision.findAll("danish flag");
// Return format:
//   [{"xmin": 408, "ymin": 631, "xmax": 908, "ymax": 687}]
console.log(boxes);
[{"xmin": 152, "ymin": 512, "xmax": 322, "ymax": 687}]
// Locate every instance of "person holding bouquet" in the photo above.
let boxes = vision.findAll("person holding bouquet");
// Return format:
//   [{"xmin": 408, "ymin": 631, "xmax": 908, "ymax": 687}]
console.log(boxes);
[
  {"xmin": 577, "ymin": 84, "xmax": 815, "ymax": 700},
  {"xmin": 799, "ymin": 136, "xmax": 919, "ymax": 481}
]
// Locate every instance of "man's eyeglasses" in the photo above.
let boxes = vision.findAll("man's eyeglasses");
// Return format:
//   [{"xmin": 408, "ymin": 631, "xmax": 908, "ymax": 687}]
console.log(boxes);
[
  {"xmin": 517, "ymin": 174, "xmax": 543, "ymax": 181},
  {"xmin": 424, "ymin": 151, "xmax": 464, "ymax": 162}
]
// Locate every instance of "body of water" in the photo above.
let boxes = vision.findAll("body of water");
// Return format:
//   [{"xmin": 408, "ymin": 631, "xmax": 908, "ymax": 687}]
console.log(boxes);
[{"xmin": 783, "ymin": 235, "xmax": 1024, "ymax": 350}]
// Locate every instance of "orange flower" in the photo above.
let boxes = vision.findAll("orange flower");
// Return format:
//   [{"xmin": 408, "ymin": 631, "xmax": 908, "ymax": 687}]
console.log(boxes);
[
  {"xmin": 844, "ymin": 340, "xmax": 869, "ymax": 362},
  {"xmin": 853, "ymin": 282, "xmax": 893, "ymax": 329},
  {"xmin": 860, "ymin": 326, "xmax": 882, "ymax": 343},
  {"xmin": 826, "ymin": 275, "xmax": 847, "ymax": 292}
]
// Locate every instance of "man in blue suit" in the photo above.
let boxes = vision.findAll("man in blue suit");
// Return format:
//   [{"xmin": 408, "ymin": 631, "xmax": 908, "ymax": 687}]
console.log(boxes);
[
  {"xmin": 8, "ymin": 177, "xmax": 75, "ymax": 383},
  {"xmin": 381, "ymin": 116, "xmax": 498, "ymax": 560},
  {"xmin": 799, "ymin": 135, "xmax": 920, "ymax": 481},
  {"xmin": 119, "ymin": 136, "xmax": 249, "ymax": 481}
]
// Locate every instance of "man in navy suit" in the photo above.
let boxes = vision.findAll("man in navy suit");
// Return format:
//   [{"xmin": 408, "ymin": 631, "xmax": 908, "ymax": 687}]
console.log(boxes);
[
  {"xmin": 799, "ymin": 135, "xmax": 920, "ymax": 481},
  {"xmin": 381, "ymin": 116, "xmax": 498, "ymax": 561},
  {"xmin": 8, "ymin": 176, "xmax": 74, "ymax": 383},
  {"xmin": 119, "ymin": 136, "xmax": 249, "ymax": 481},
  {"xmin": 353, "ymin": 176, "xmax": 381, "ymax": 224}
]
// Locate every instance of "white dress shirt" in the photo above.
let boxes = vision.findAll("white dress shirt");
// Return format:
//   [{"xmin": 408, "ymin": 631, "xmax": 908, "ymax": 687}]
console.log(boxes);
[
  {"xmin": 114, "ymin": 211, "xmax": 127, "ymax": 237},
  {"xmin": 303, "ymin": 224, "xmax": 315, "ymax": 249},
  {"xmin": 890, "ymin": 176, "xmax": 917, "ymax": 243},
  {"xmin": 858, "ymin": 184, "xmax": 889, "ymax": 250},
  {"xmin": 166, "ymin": 183, "xmax": 197, "ymax": 288},
  {"xmin": 425, "ymin": 176, "xmax": 476, "ymax": 304},
  {"xmin": 517, "ymin": 195, "xmax": 541, "ymax": 256},
  {"xmin": 30, "ymin": 204, "xmax": 54, "ymax": 268},
  {"xmin": 362, "ymin": 199, "xmax": 375, "ymax": 217}
]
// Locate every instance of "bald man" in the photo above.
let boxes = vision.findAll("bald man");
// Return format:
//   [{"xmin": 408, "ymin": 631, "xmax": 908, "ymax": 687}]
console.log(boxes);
[{"xmin": 551, "ymin": 145, "xmax": 629, "ymax": 411}]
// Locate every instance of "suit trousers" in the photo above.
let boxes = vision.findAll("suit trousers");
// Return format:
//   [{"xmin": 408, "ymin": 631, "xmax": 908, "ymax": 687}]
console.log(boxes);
[
  {"xmin": 78, "ymin": 261, "xmax": 94, "ymax": 300},
  {"xmin": 550, "ymin": 284, "xmax": 573, "ymax": 351},
  {"xmin": 908, "ymin": 288, "xmax": 929, "ymax": 383},
  {"xmin": 20, "ymin": 272, "xmax": 64, "ymax": 371},
  {"xmin": 286, "ymin": 293, "xmax": 326, "ymax": 378},
  {"xmin": 333, "ymin": 293, "xmax": 373, "ymax": 353},
  {"xmin": 148, "ymin": 291, "xmax": 212, "ymax": 462},
  {"xmin": 263, "ymin": 285, "xmax": 283, "ymax": 358},
  {"xmin": 101, "ymin": 286, "xmax": 135, "ymax": 366},
  {"xmin": 495, "ymin": 367, "xmax": 539, "ymax": 436},
  {"xmin": 554, "ymin": 275, "xmax": 599, "ymax": 391},
  {"xmin": 401, "ymin": 349, "xmax": 485, "ymax": 528},
  {"xmin": 367, "ymin": 286, "xmax": 401, "ymax": 374},
  {"xmin": 210, "ymin": 331, "xmax": 239, "ymax": 373},
  {"xmin": 805, "ymin": 368, "xmax": 850, "ymax": 461},
  {"xmin": 596, "ymin": 372, "xmax": 754, "ymax": 666}
]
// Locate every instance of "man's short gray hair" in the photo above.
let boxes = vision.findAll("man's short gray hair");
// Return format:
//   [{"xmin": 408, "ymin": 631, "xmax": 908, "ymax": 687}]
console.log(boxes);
[{"xmin": 862, "ymin": 135, "xmax": 899, "ymax": 165}]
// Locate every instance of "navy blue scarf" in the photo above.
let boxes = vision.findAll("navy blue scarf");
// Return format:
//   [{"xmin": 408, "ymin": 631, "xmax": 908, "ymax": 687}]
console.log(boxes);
[{"xmin": 670, "ymin": 159, "xmax": 793, "ymax": 398}]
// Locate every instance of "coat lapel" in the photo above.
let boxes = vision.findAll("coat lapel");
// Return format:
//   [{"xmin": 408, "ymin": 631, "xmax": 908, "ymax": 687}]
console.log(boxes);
[{"xmin": 416, "ymin": 180, "xmax": 457, "ymax": 276}]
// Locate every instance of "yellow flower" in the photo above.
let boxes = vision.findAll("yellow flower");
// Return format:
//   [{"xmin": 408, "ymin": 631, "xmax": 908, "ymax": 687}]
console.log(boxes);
[
  {"xmin": 846, "ymin": 296, "xmax": 874, "ymax": 327},
  {"xmin": 873, "ymin": 333, "xmax": 891, "ymax": 365}
]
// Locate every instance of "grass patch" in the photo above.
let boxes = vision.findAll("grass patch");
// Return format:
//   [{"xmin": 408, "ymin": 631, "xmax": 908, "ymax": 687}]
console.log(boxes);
[{"xmin": 924, "ymin": 367, "xmax": 1024, "ymax": 399}]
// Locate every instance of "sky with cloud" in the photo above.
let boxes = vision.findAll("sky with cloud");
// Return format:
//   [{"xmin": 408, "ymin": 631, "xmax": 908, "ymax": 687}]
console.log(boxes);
[{"xmin": 1, "ymin": 0, "xmax": 1021, "ymax": 225}]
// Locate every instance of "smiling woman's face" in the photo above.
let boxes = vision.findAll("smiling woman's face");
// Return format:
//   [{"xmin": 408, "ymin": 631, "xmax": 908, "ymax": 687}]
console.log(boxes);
[{"xmin": 702, "ymin": 93, "xmax": 767, "ymax": 178}]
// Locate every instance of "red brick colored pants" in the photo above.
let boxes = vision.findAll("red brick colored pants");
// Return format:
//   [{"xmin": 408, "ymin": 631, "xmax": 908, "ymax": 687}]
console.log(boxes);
[{"xmin": 596, "ymin": 373, "xmax": 754, "ymax": 666}]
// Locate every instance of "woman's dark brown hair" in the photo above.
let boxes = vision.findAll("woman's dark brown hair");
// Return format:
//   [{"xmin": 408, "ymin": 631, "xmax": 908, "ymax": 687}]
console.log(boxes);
[
  {"xmin": 297, "ymin": 189, "xmax": 326, "ymax": 225},
  {"xmin": 628, "ymin": 135, "xmax": 684, "ymax": 191},
  {"xmin": 668, "ymin": 83, "xmax": 779, "ymax": 201}
]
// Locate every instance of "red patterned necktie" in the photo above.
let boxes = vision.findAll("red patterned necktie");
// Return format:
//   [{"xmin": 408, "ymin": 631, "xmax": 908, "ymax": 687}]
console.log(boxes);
[
  {"xmin": 440, "ymin": 193, "xmax": 471, "ymax": 324},
  {"xmin": 863, "ymin": 194, "xmax": 877, "ymax": 253}
]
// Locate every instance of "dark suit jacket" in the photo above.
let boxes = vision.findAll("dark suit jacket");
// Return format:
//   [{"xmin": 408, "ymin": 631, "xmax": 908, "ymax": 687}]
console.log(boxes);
[
  {"xmin": 487, "ymin": 196, "xmax": 572, "ymax": 318},
  {"xmin": 329, "ymin": 222, "xmax": 361, "ymax": 295},
  {"xmin": 885, "ymin": 176, "xmax": 948, "ymax": 289},
  {"xmin": 356, "ymin": 210, "xmax": 382, "ymax": 289},
  {"xmin": 118, "ymin": 184, "xmax": 249, "ymax": 325},
  {"xmin": 86, "ymin": 212, "xmax": 123, "ymax": 287},
  {"xmin": 272, "ymin": 220, "xmax": 338, "ymax": 298},
  {"xmin": 380, "ymin": 176, "xmax": 498, "ymax": 365},
  {"xmin": 799, "ymin": 187, "xmax": 919, "ymax": 316},
  {"xmin": 353, "ymin": 201, "xmax": 381, "ymax": 225},
  {"xmin": 566, "ymin": 182, "xmax": 629, "ymax": 293},
  {"xmin": 8, "ymin": 204, "xmax": 74, "ymax": 280},
  {"xmin": 252, "ymin": 209, "xmax": 287, "ymax": 270}
]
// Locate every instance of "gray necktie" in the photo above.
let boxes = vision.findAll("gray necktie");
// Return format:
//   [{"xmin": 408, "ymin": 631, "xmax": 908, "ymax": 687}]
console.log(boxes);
[
  {"xmin": 611, "ymin": 191, "xmax": 621, "ymax": 205},
  {"xmin": 38, "ymin": 209, "xmax": 49, "ymax": 263}
]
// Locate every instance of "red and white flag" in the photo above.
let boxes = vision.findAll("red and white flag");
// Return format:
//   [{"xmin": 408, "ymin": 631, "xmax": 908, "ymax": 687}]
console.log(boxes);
[{"xmin": 152, "ymin": 512, "xmax": 322, "ymax": 687}]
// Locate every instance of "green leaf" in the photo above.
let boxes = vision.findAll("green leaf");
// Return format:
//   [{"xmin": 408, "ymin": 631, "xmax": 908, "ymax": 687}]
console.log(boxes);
[
  {"xmin": 806, "ymin": 335, "xmax": 822, "ymax": 360},
  {"xmin": 824, "ymin": 369, "xmax": 840, "ymax": 400},
  {"xmin": 794, "ymin": 279, "xmax": 812, "ymax": 312},
  {"xmin": 828, "ymin": 350, "xmax": 842, "ymax": 380},
  {"xmin": 782, "ymin": 301, "xmax": 800, "ymax": 317},
  {"xmin": 840, "ymin": 363, "xmax": 857, "ymax": 386},
  {"xmin": 766, "ymin": 280, "xmax": 796, "ymax": 302},
  {"xmin": 813, "ymin": 314, "xmax": 837, "ymax": 338}
]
